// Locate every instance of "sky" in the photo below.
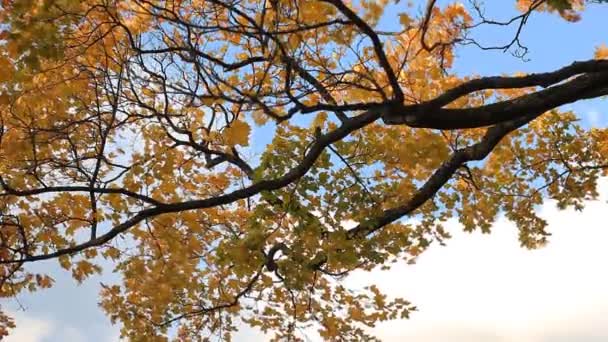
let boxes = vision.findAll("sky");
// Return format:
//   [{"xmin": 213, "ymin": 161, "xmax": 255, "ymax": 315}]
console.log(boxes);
[{"xmin": 3, "ymin": 1, "xmax": 608, "ymax": 342}]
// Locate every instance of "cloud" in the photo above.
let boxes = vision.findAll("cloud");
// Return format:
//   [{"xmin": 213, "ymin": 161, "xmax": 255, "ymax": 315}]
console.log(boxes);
[
  {"xmin": 5, "ymin": 313, "xmax": 53, "ymax": 342},
  {"xmin": 347, "ymin": 178, "xmax": 608, "ymax": 342},
  {"xmin": 232, "ymin": 324, "xmax": 267, "ymax": 342},
  {"xmin": 3, "ymin": 260, "xmax": 120, "ymax": 342},
  {"xmin": 2, "ymin": 232, "xmax": 180, "ymax": 342},
  {"xmin": 5, "ymin": 312, "xmax": 118, "ymax": 342}
]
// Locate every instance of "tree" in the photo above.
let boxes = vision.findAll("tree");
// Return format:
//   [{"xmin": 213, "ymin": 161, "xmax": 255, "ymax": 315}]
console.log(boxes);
[{"xmin": 0, "ymin": 0, "xmax": 606, "ymax": 339}]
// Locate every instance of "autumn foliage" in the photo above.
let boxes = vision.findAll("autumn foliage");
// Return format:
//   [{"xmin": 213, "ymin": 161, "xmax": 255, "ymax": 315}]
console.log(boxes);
[{"xmin": 0, "ymin": 0, "xmax": 607, "ymax": 340}]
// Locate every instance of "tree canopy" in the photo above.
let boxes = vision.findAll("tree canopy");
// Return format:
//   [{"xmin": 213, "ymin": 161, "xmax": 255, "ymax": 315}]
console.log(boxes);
[{"xmin": 0, "ymin": 0, "xmax": 607, "ymax": 340}]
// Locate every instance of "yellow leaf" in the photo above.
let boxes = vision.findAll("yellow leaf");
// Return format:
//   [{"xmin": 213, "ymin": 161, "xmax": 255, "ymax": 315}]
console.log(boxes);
[
  {"xmin": 201, "ymin": 97, "xmax": 216, "ymax": 106},
  {"xmin": 223, "ymin": 119, "xmax": 251, "ymax": 146},
  {"xmin": 312, "ymin": 112, "xmax": 328, "ymax": 129},
  {"xmin": 36, "ymin": 274, "xmax": 54, "ymax": 288},
  {"xmin": 399, "ymin": 13, "xmax": 411, "ymax": 27},
  {"xmin": 58, "ymin": 255, "xmax": 71, "ymax": 270},
  {"xmin": 595, "ymin": 44, "xmax": 608, "ymax": 59},
  {"xmin": 0, "ymin": 94, "xmax": 9, "ymax": 106}
]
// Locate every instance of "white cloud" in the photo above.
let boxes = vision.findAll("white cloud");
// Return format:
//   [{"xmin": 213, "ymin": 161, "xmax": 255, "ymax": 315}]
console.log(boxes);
[
  {"xmin": 5, "ymin": 313, "xmax": 53, "ymax": 342},
  {"xmin": 232, "ymin": 324, "xmax": 267, "ymax": 342},
  {"xmin": 349, "ymin": 178, "xmax": 608, "ymax": 342},
  {"xmin": 5, "ymin": 313, "xmax": 118, "ymax": 342}
]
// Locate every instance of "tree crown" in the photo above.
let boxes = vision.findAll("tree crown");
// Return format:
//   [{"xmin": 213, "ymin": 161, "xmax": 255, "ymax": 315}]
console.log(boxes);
[{"xmin": 0, "ymin": 0, "xmax": 607, "ymax": 340}]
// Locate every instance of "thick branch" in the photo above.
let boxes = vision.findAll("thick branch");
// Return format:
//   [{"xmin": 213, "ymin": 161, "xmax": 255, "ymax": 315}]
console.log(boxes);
[
  {"xmin": 420, "ymin": 59, "xmax": 608, "ymax": 109},
  {"xmin": 384, "ymin": 61, "xmax": 608, "ymax": 129}
]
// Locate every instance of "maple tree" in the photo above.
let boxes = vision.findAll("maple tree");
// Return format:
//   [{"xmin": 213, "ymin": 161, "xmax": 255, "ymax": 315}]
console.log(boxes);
[{"xmin": 0, "ymin": 0, "xmax": 607, "ymax": 340}]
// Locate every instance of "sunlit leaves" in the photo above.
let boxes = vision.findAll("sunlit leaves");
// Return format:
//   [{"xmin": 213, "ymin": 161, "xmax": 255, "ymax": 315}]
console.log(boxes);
[
  {"xmin": 0, "ymin": 0, "xmax": 607, "ymax": 340},
  {"xmin": 596, "ymin": 44, "xmax": 608, "ymax": 59},
  {"xmin": 518, "ymin": 0, "xmax": 585, "ymax": 21},
  {"xmin": 223, "ymin": 119, "xmax": 251, "ymax": 147}
]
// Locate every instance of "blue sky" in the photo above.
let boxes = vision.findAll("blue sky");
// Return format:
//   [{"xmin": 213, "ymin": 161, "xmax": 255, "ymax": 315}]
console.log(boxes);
[
  {"xmin": 3, "ymin": 2, "xmax": 608, "ymax": 341},
  {"xmin": 450, "ymin": 1, "xmax": 608, "ymax": 128}
]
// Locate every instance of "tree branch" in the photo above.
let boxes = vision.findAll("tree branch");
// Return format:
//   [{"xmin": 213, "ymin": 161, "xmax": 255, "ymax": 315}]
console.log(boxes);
[{"xmin": 383, "ymin": 60, "xmax": 608, "ymax": 129}]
